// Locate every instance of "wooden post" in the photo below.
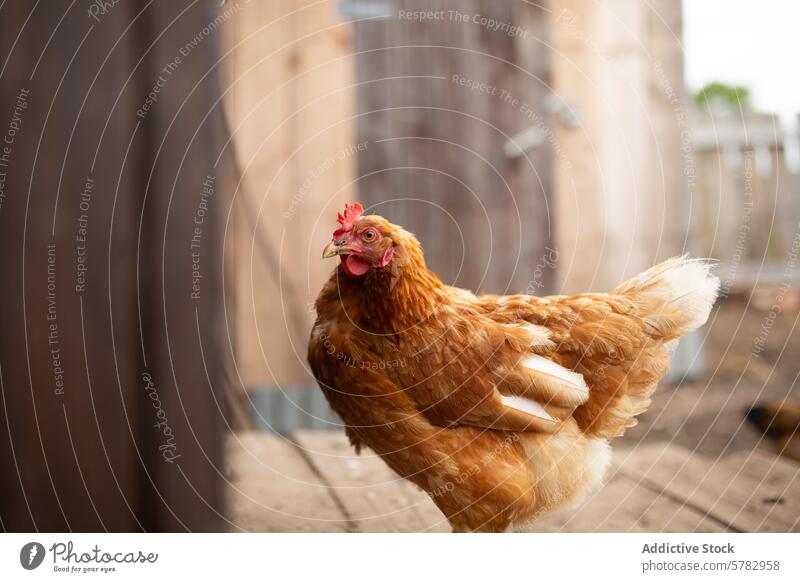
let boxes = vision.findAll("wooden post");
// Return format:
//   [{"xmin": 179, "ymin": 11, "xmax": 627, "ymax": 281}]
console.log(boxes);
[{"xmin": 0, "ymin": 0, "xmax": 230, "ymax": 531}]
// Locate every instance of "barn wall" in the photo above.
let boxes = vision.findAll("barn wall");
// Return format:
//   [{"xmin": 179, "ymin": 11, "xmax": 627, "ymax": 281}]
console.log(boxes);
[
  {"xmin": 352, "ymin": 0, "xmax": 555, "ymax": 296},
  {"xmin": 226, "ymin": 1, "xmax": 357, "ymax": 392},
  {"xmin": 550, "ymin": 0, "xmax": 689, "ymax": 293}
]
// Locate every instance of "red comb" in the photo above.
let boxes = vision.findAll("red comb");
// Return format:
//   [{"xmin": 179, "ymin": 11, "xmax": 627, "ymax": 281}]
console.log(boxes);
[{"xmin": 333, "ymin": 202, "xmax": 364, "ymax": 236}]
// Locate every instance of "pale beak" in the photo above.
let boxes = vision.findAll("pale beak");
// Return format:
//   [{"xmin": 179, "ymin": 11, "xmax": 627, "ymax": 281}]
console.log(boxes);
[{"xmin": 322, "ymin": 241, "xmax": 340, "ymax": 259}]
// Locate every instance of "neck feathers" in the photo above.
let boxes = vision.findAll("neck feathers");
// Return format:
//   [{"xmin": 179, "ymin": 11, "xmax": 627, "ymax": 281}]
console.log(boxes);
[{"xmin": 318, "ymin": 233, "xmax": 447, "ymax": 333}]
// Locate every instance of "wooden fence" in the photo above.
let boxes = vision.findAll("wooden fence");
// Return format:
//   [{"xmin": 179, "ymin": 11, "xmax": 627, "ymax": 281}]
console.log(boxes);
[{"xmin": 691, "ymin": 117, "xmax": 800, "ymax": 292}]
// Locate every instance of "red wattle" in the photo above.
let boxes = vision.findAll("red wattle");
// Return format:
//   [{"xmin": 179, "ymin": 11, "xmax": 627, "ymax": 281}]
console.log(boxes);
[{"xmin": 342, "ymin": 254, "xmax": 369, "ymax": 276}]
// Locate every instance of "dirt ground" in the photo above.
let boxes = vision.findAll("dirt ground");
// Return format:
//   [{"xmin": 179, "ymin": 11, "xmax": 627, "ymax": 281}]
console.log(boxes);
[{"xmin": 622, "ymin": 290, "xmax": 800, "ymax": 459}]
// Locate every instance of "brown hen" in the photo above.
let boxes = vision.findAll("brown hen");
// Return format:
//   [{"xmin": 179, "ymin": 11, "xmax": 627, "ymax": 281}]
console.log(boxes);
[{"xmin": 308, "ymin": 204, "xmax": 719, "ymax": 532}]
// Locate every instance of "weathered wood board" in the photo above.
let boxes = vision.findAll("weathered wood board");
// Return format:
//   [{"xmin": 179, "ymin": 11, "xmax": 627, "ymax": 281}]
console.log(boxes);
[
  {"xmin": 617, "ymin": 443, "xmax": 800, "ymax": 533},
  {"xmin": 294, "ymin": 431, "xmax": 450, "ymax": 532},
  {"xmin": 533, "ymin": 469, "xmax": 726, "ymax": 533}
]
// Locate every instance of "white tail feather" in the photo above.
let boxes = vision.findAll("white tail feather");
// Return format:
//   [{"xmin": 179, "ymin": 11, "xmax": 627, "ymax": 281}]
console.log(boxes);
[
  {"xmin": 618, "ymin": 256, "xmax": 720, "ymax": 332},
  {"xmin": 659, "ymin": 260, "xmax": 719, "ymax": 330}
]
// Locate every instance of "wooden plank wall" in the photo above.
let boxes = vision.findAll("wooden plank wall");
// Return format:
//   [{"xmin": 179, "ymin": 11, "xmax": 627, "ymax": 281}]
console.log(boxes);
[
  {"xmin": 352, "ymin": 0, "xmax": 555, "ymax": 295},
  {"xmin": 0, "ymin": 0, "xmax": 231, "ymax": 530},
  {"xmin": 550, "ymin": 0, "xmax": 690, "ymax": 293},
  {"xmin": 0, "ymin": 0, "xmax": 144, "ymax": 532},
  {"xmin": 226, "ymin": 1, "xmax": 356, "ymax": 391}
]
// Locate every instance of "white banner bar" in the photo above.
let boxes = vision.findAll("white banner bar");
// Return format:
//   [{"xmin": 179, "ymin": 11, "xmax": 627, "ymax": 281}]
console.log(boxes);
[{"xmin": 1, "ymin": 533, "xmax": 797, "ymax": 581}]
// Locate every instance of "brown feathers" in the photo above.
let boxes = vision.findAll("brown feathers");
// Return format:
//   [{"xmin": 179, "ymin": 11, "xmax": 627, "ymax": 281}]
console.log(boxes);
[{"xmin": 308, "ymin": 214, "xmax": 719, "ymax": 531}]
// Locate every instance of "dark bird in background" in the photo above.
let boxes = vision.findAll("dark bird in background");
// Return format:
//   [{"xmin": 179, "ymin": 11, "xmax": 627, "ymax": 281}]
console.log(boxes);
[{"xmin": 745, "ymin": 401, "xmax": 800, "ymax": 462}]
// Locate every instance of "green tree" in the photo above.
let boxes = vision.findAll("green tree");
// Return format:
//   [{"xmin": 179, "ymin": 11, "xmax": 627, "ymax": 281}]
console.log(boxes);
[{"xmin": 694, "ymin": 82, "xmax": 751, "ymax": 109}]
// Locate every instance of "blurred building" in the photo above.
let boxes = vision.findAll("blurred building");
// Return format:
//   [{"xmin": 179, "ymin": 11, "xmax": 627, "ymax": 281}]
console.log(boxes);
[{"xmin": 691, "ymin": 104, "xmax": 800, "ymax": 294}]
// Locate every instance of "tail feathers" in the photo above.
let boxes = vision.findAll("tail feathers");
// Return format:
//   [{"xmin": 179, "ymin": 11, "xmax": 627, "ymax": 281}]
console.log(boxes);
[
  {"xmin": 575, "ymin": 257, "xmax": 718, "ymax": 440},
  {"xmin": 614, "ymin": 256, "xmax": 720, "ymax": 339}
]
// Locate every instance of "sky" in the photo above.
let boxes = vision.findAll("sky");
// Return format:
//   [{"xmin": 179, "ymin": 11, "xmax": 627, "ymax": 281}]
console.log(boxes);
[{"xmin": 683, "ymin": 0, "xmax": 800, "ymax": 130}]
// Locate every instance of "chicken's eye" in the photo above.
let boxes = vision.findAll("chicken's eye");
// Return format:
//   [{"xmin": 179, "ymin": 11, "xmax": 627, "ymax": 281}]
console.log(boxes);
[{"xmin": 361, "ymin": 229, "xmax": 377, "ymax": 242}]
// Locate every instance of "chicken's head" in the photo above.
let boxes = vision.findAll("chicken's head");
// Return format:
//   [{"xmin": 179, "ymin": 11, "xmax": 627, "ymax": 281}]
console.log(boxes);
[{"xmin": 322, "ymin": 203, "xmax": 396, "ymax": 277}]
